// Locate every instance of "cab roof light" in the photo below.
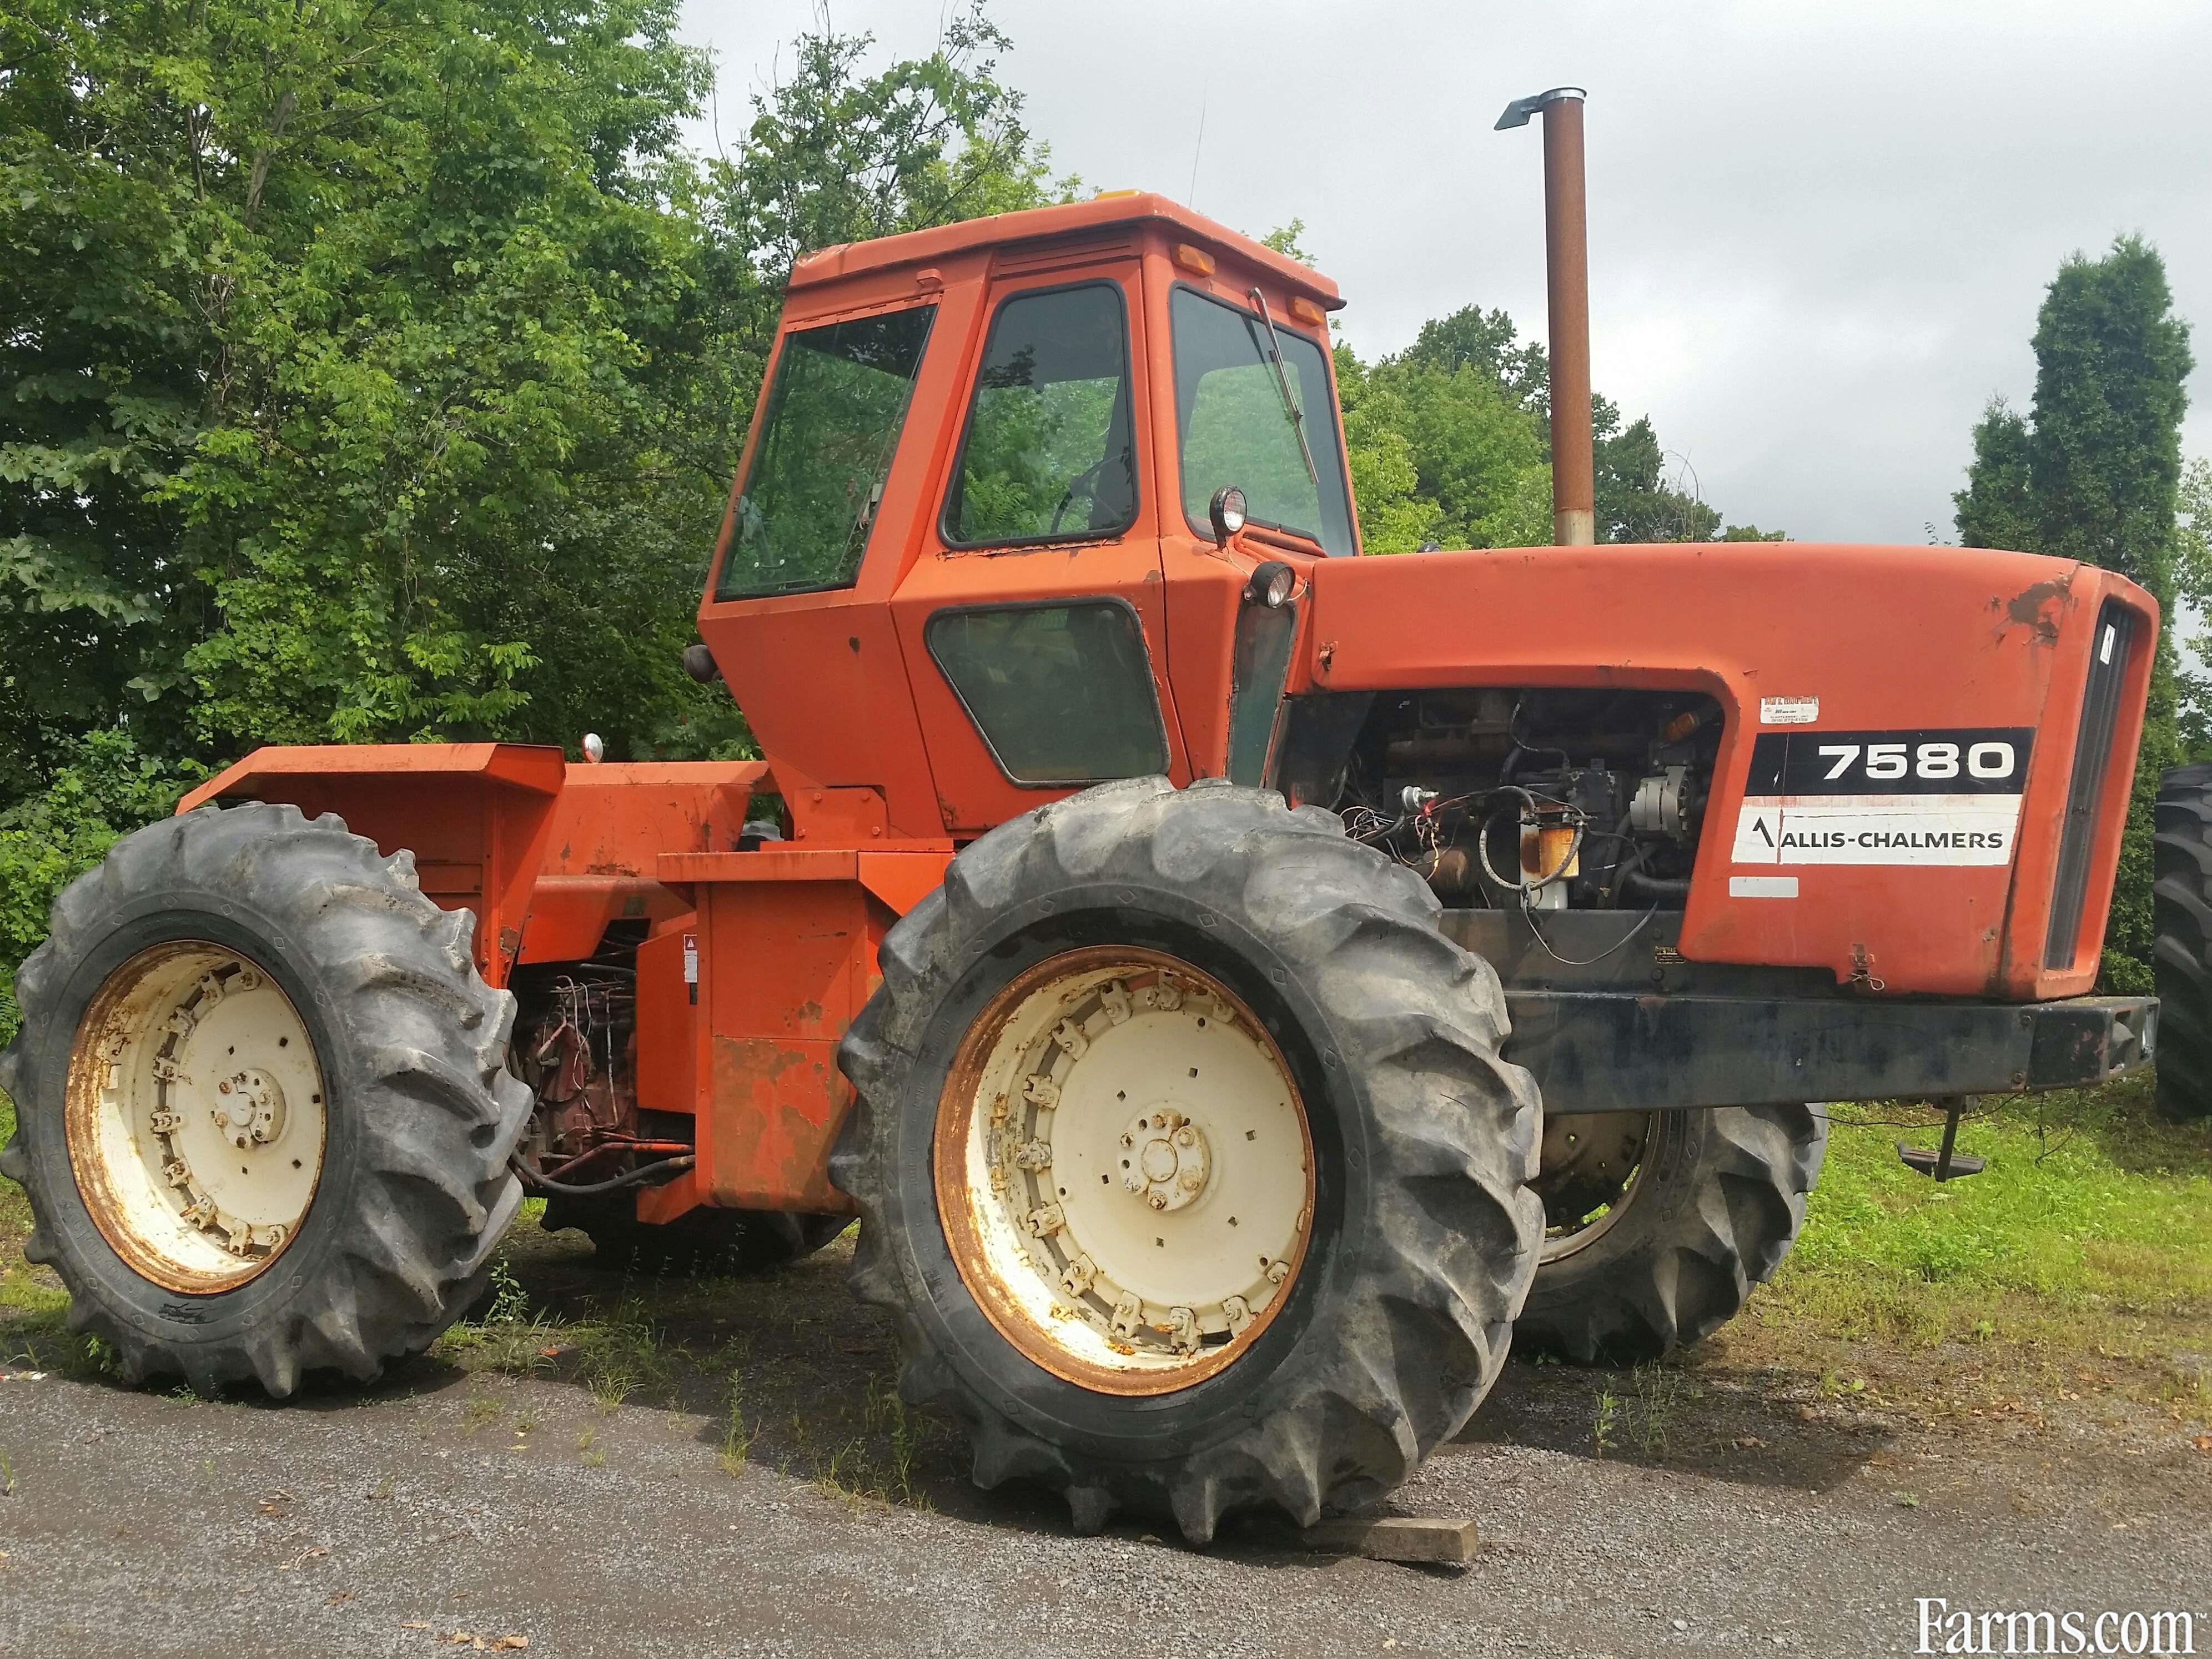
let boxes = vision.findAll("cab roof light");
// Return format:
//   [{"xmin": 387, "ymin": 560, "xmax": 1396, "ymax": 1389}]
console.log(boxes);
[
  {"xmin": 1289, "ymin": 295, "xmax": 1325, "ymax": 327},
  {"xmin": 1173, "ymin": 243, "xmax": 1216, "ymax": 277}
]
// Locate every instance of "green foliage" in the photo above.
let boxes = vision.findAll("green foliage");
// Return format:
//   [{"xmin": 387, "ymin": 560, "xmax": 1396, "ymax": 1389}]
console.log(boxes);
[
  {"xmin": 1954, "ymin": 400, "xmax": 2038, "ymax": 552},
  {"xmin": 2175, "ymin": 458, "xmax": 2212, "ymax": 753},
  {"xmin": 1954, "ymin": 237, "xmax": 2194, "ymax": 990},
  {"xmin": 0, "ymin": 732, "xmax": 205, "ymax": 1045},
  {"xmin": 0, "ymin": 2, "xmax": 1067, "ymax": 987},
  {"xmin": 1331, "ymin": 298, "xmax": 1744, "ymax": 554}
]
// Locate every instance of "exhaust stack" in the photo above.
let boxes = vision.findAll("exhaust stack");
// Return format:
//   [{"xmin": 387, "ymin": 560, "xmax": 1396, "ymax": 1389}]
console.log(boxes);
[{"xmin": 1496, "ymin": 86, "xmax": 1594, "ymax": 546}]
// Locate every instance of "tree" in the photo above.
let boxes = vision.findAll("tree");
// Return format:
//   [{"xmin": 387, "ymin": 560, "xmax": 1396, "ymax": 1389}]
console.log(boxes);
[
  {"xmin": 2175, "ymin": 457, "xmax": 2212, "ymax": 754},
  {"xmin": 0, "ymin": 1, "xmax": 1064, "ymax": 1027},
  {"xmin": 1955, "ymin": 235, "xmax": 2195, "ymax": 991}
]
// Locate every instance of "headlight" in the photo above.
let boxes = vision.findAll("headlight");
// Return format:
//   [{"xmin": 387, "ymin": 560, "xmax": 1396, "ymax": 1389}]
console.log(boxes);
[
  {"xmin": 1244, "ymin": 560, "xmax": 1296, "ymax": 608},
  {"xmin": 1208, "ymin": 485, "xmax": 1248, "ymax": 545}
]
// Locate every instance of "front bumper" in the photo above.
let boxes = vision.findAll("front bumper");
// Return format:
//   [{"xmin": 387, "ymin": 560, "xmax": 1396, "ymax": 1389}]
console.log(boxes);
[{"xmin": 1499, "ymin": 990, "xmax": 2157, "ymax": 1114}]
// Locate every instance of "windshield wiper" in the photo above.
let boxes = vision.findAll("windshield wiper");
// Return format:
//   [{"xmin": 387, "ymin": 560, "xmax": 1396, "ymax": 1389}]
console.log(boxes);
[{"xmin": 1249, "ymin": 287, "xmax": 1320, "ymax": 487}]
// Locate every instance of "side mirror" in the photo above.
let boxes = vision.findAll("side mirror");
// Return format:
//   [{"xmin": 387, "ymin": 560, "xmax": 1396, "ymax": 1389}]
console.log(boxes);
[{"xmin": 682, "ymin": 642, "xmax": 722, "ymax": 684}]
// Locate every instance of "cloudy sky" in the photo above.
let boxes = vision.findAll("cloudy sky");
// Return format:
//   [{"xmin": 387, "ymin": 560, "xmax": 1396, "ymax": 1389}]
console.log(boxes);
[{"xmin": 678, "ymin": 1, "xmax": 2212, "ymax": 546}]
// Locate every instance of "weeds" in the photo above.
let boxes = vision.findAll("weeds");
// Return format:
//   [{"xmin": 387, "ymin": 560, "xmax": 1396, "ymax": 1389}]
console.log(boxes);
[
  {"xmin": 1590, "ymin": 1365, "xmax": 1698, "ymax": 1459},
  {"xmin": 718, "ymin": 1380, "xmax": 758, "ymax": 1478}
]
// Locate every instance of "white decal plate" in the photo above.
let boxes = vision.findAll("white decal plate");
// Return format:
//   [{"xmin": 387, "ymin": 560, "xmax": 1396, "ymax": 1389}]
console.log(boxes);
[
  {"xmin": 1759, "ymin": 695, "xmax": 1820, "ymax": 725},
  {"xmin": 1731, "ymin": 794, "xmax": 2021, "ymax": 866},
  {"xmin": 1728, "ymin": 875, "xmax": 1799, "ymax": 898}
]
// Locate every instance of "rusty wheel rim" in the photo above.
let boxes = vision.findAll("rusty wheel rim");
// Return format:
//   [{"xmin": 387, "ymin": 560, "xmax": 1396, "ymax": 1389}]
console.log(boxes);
[
  {"xmin": 1535, "ymin": 1110, "xmax": 1652, "ymax": 1264},
  {"xmin": 66, "ymin": 942, "xmax": 327, "ymax": 1293},
  {"xmin": 933, "ymin": 946, "xmax": 1315, "ymax": 1396}
]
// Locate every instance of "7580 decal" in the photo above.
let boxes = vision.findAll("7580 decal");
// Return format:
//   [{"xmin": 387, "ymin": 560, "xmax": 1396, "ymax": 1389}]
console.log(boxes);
[{"xmin": 1746, "ymin": 727, "xmax": 2034, "ymax": 798}]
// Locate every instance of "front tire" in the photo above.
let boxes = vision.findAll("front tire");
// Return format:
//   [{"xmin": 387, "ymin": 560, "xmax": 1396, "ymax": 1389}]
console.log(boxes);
[
  {"xmin": 831, "ymin": 778, "xmax": 1543, "ymax": 1543},
  {"xmin": 1514, "ymin": 1104, "xmax": 1824, "ymax": 1363},
  {"xmin": 0, "ymin": 803, "xmax": 531, "ymax": 1395}
]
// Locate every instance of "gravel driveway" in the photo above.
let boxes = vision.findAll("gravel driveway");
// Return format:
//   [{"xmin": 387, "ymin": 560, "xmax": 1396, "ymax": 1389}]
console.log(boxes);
[{"xmin": 1, "ymin": 1232, "xmax": 2204, "ymax": 1658}]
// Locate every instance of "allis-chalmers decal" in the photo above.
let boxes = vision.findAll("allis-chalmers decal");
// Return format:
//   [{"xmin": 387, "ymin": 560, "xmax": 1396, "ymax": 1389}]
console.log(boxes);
[{"xmin": 1730, "ymin": 727, "xmax": 2036, "ymax": 868}]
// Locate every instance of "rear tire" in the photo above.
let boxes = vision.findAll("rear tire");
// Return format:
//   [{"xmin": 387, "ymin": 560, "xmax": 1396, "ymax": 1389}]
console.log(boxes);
[
  {"xmin": 831, "ymin": 778, "xmax": 1543, "ymax": 1543},
  {"xmin": 2153, "ymin": 763, "xmax": 2212, "ymax": 1121},
  {"xmin": 1514, "ymin": 1104, "xmax": 1824, "ymax": 1363},
  {"xmin": 542, "ymin": 1200, "xmax": 847, "ymax": 1275},
  {"xmin": 0, "ymin": 803, "xmax": 531, "ymax": 1395}
]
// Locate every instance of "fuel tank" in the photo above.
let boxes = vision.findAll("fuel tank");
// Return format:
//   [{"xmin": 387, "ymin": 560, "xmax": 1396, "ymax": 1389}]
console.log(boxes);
[{"xmin": 1297, "ymin": 543, "xmax": 2156, "ymax": 999}]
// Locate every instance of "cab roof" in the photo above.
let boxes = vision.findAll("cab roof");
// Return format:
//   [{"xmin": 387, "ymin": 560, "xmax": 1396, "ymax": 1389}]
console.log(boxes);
[{"xmin": 787, "ymin": 190, "xmax": 1344, "ymax": 310}]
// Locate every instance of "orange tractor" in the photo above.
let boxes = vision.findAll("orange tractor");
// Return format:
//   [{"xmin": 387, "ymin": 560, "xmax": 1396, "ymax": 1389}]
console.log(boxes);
[{"xmin": 0, "ymin": 183, "xmax": 2158, "ymax": 1542}]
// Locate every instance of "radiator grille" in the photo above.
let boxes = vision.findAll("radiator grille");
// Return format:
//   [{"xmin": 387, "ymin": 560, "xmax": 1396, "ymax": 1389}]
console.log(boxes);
[{"xmin": 2044, "ymin": 599, "xmax": 2138, "ymax": 969}]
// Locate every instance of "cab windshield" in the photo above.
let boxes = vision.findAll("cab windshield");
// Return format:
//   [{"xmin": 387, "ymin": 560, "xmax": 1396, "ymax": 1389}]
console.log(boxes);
[{"xmin": 1170, "ymin": 287, "xmax": 1356, "ymax": 556}]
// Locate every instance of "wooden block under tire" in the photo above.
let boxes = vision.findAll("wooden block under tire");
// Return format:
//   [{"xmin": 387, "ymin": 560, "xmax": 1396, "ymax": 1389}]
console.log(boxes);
[{"xmin": 1296, "ymin": 1516, "xmax": 1480, "ymax": 1565}]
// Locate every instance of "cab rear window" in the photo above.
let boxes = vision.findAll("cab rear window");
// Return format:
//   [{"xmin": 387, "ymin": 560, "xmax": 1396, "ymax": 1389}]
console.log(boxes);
[{"xmin": 715, "ymin": 306, "xmax": 936, "ymax": 600}]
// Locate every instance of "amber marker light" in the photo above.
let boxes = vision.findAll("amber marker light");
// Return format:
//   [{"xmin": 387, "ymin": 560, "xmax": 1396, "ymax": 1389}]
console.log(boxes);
[
  {"xmin": 1174, "ymin": 243, "xmax": 1216, "ymax": 276},
  {"xmin": 1289, "ymin": 296, "xmax": 1325, "ymax": 327}
]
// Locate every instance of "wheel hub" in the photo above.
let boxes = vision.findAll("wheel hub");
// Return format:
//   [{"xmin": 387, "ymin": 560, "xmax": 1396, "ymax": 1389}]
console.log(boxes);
[
  {"xmin": 1119, "ymin": 1107, "xmax": 1211, "ymax": 1210},
  {"xmin": 1535, "ymin": 1111, "xmax": 1651, "ymax": 1262},
  {"xmin": 66, "ymin": 943, "xmax": 328, "ymax": 1290},
  {"xmin": 936, "ymin": 947, "xmax": 1314, "ymax": 1394}
]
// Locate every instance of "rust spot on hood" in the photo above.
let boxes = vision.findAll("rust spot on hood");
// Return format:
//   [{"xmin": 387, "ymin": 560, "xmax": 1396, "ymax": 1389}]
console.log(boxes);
[{"xmin": 2000, "ymin": 575, "xmax": 2073, "ymax": 645}]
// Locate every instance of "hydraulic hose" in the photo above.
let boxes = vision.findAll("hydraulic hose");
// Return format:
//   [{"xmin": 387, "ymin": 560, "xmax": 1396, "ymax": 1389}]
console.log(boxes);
[{"xmin": 509, "ymin": 1153, "xmax": 696, "ymax": 1198}]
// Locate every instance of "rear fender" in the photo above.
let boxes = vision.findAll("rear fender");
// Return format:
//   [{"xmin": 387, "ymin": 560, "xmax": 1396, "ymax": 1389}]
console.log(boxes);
[{"xmin": 179, "ymin": 743, "xmax": 567, "ymax": 987}]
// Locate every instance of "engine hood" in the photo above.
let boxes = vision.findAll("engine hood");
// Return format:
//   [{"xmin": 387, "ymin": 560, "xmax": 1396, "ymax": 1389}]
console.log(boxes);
[{"xmin": 1295, "ymin": 542, "xmax": 2157, "ymax": 999}]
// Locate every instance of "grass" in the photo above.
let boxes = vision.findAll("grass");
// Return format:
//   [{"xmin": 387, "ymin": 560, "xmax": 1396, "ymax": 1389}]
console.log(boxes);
[{"xmin": 1715, "ymin": 1070, "xmax": 2212, "ymax": 1429}]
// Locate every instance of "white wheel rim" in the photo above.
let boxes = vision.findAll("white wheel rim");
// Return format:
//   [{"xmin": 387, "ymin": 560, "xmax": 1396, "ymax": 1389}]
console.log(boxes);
[
  {"xmin": 934, "ymin": 947, "xmax": 1313, "ymax": 1395},
  {"xmin": 67, "ymin": 942, "xmax": 328, "ymax": 1293}
]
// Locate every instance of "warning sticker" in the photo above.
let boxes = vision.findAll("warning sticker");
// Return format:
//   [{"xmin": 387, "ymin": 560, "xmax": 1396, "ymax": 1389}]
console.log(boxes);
[
  {"xmin": 1759, "ymin": 696, "xmax": 1819, "ymax": 725},
  {"xmin": 1731, "ymin": 795, "xmax": 2021, "ymax": 866}
]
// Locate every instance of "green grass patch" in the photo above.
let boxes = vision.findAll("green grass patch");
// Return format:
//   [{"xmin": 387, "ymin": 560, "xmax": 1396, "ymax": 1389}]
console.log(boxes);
[
  {"xmin": 1718, "ymin": 1071, "xmax": 2212, "ymax": 1427},
  {"xmin": 1782, "ymin": 1071, "xmax": 2211, "ymax": 1327}
]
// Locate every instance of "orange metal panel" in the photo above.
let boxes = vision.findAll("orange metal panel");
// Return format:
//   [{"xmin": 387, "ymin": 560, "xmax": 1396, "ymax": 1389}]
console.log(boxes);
[
  {"xmin": 1301, "ymin": 545, "xmax": 2156, "ymax": 999},
  {"xmin": 519, "ymin": 877, "xmax": 687, "ymax": 964},
  {"xmin": 176, "ymin": 742, "xmax": 565, "ymax": 986},
  {"xmin": 688, "ymin": 879, "xmax": 878, "ymax": 1214},
  {"xmin": 634, "ymin": 924, "xmax": 697, "ymax": 1115},
  {"xmin": 540, "ymin": 761, "xmax": 766, "ymax": 877},
  {"xmin": 660, "ymin": 848, "xmax": 858, "ymax": 884},
  {"xmin": 858, "ymin": 849, "xmax": 952, "ymax": 916},
  {"xmin": 787, "ymin": 191, "xmax": 1341, "ymax": 311}
]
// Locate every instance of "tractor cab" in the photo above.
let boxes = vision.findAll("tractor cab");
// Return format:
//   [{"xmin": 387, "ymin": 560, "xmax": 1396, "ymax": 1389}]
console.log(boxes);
[{"xmin": 695, "ymin": 192, "xmax": 1350, "ymax": 843}]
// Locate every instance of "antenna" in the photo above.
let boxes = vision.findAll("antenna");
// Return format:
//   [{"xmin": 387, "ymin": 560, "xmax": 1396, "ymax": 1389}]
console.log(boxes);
[{"xmin": 1188, "ymin": 97, "xmax": 1208, "ymax": 206}]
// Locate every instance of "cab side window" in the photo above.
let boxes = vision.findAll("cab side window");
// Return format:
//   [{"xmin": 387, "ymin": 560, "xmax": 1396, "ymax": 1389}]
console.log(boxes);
[{"xmin": 944, "ymin": 284, "xmax": 1137, "ymax": 547}]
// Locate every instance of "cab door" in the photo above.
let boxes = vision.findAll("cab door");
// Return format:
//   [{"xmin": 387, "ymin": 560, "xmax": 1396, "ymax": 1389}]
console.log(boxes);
[
  {"xmin": 891, "ymin": 253, "xmax": 1192, "ymax": 836},
  {"xmin": 1146, "ymin": 269, "xmax": 1356, "ymax": 784}
]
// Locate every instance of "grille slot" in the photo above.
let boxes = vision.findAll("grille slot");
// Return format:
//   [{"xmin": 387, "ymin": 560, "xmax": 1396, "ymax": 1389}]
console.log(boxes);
[{"xmin": 2044, "ymin": 599, "xmax": 2138, "ymax": 969}]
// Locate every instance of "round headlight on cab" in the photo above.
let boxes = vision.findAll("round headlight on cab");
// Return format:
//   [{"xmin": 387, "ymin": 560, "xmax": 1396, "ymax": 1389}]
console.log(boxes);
[
  {"xmin": 1208, "ymin": 485, "xmax": 1248, "ymax": 545},
  {"xmin": 1244, "ymin": 560, "xmax": 1296, "ymax": 608}
]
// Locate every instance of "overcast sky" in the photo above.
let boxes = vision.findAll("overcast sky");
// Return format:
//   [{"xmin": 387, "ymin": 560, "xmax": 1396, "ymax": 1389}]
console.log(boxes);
[{"xmin": 678, "ymin": 0, "xmax": 2212, "ymax": 546}]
